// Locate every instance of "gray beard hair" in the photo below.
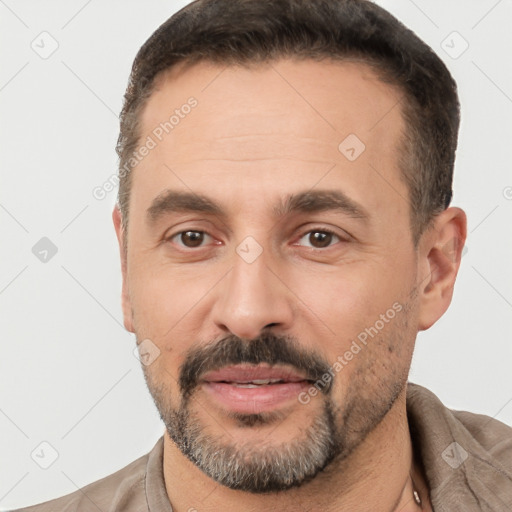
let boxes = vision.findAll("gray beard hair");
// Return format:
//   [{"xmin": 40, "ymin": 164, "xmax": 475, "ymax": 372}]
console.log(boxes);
[
  {"xmin": 138, "ymin": 293, "xmax": 415, "ymax": 493},
  {"xmin": 164, "ymin": 395, "xmax": 342, "ymax": 493},
  {"xmin": 142, "ymin": 354, "xmax": 408, "ymax": 494}
]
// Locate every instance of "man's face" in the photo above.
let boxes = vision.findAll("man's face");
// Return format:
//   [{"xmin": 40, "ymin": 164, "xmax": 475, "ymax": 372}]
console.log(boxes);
[{"xmin": 118, "ymin": 59, "xmax": 423, "ymax": 491}]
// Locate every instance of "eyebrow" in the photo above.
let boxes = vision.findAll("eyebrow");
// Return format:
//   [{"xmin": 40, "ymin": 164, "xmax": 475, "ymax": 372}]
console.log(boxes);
[
  {"xmin": 146, "ymin": 188, "xmax": 370, "ymax": 226},
  {"xmin": 273, "ymin": 189, "xmax": 369, "ymax": 221},
  {"xmin": 146, "ymin": 190, "xmax": 224, "ymax": 224}
]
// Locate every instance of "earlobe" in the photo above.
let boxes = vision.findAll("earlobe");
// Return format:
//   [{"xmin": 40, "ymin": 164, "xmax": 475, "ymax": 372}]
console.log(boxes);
[
  {"xmin": 112, "ymin": 206, "xmax": 135, "ymax": 333},
  {"xmin": 417, "ymin": 207, "xmax": 467, "ymax": 331}
]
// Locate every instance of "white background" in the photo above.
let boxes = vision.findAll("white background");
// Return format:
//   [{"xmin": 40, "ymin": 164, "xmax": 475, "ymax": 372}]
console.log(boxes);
[{"xmin": 1, "ymin": 0, "xmax": 511, "ymax": 509}]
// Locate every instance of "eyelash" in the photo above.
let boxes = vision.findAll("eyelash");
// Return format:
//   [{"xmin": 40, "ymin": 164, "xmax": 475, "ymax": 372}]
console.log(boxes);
[{"xmin": 165, "ymin": 227, "xmax": 346, "ymax": 251}]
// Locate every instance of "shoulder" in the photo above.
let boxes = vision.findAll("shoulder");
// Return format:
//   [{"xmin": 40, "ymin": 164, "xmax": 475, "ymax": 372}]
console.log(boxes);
[
  {"xmin": 407, "ymin": 381, "xmax": 512, "ymax": 471},
  {"xmin": 10, "ymin": 448, "xmax": 151, "ymax": 512},
  {"xmin": 407, "ymin": 382, "xmax": 512, "ymax": 510},
  {"xmin": 450, "ymin": 406, "xmax": 512, "ymax": 472}
]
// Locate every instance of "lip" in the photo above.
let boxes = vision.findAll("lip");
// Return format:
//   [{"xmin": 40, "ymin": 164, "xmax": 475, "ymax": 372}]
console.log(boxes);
[
  {"xmin": 200, "ymin": 364, "xmax": 313, "ymax": 414},
  {"xmin": 202, "ymin": 363, "xmax": 309, "ymax": 384}
]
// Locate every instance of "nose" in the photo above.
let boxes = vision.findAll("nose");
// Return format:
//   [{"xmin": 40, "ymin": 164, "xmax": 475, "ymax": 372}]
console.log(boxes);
[{"xmin": 210, "ymin": 248, "xmax": 295, "ymax": 341}]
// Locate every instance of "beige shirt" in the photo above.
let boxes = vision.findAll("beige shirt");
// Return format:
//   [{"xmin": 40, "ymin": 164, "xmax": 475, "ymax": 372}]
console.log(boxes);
[{"xmin": 12, "ymin": 382, "xmax": 512, "ymax": 511}]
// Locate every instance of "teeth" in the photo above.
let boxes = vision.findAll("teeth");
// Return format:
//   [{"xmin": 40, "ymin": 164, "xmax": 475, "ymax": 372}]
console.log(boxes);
[{"xmin": 231, "ymin": 378, "xmax": 284, "ymax": 387}]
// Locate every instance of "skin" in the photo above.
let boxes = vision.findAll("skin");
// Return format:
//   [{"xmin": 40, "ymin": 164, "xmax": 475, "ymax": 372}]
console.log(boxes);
[{"xmin": 113, "ymin": 59, "xmax": 466, "ymax": 511}]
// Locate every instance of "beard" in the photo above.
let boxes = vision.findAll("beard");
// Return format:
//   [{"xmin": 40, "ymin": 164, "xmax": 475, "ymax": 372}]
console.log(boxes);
[
  {"xmin": 138, "ymin": 316, "xmax": 413, "ymax": 494},
  {"xmin": 142, "ymin": 332, "xmax": 344, "ymax": 492},
  {"xmin": 157, "ymin": 384, "xmax": 341, "ymax": 492}
]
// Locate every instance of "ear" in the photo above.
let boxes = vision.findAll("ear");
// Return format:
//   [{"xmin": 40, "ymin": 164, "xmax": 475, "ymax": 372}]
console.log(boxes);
[
  {"xmin": 112, "ymin": 205, "xmax": 135, "ymax": 333},
  {"xmin": 417, "ymin": 207, "xmax": 467, "ymax": 331}
]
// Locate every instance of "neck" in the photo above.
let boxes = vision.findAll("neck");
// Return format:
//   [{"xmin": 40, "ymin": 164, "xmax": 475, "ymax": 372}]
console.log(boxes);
[{"xmin": 162, "ymin": 387, "xmax": 428, "ymax": 512}]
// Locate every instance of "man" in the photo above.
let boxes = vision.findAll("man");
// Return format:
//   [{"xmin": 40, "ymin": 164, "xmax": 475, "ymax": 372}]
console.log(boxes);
[{"xmin": 14, "ymin": 0, "xmax": 512, "ymax": 511}]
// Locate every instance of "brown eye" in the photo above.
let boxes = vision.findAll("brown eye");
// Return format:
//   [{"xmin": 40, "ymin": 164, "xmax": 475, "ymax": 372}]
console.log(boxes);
[
  {"xmin": 171, "ymin": 230, "xmax": 210, "ymax": 248},
  {"xmin": 297, "ymin": 229, "xmax": 341, "ymax": 249},
  {"xmin": 311, "ymin": 232, "xmax": 332, "ymax": 248}
]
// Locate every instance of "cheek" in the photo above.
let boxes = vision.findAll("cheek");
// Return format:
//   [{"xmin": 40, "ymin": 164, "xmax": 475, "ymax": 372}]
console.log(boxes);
[
  {"xmin": 303, "ymin": 265, "xmax": 402, "ymax": 322},
  {"xmin": 293, "ymin": 260, "xmax": 414, "ymax": 354},
  {"xmin": 127, "ymin": 266, "xmax": 178, "ymax": 339},
  {"xmin": 128, "ymin": 261, "xmax": 218, "ymax": 358}
]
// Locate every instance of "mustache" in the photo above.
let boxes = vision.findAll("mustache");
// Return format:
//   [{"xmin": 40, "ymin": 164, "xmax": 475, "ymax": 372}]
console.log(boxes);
[{"xmin": 179, "ymin": 331, "xmax": 333, "ymax": 397}]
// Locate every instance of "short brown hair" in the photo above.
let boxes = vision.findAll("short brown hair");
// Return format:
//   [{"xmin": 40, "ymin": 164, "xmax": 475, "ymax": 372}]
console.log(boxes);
[{"xmin": 116, "ymin": 0, "xmax": 460, "ymax": 247}]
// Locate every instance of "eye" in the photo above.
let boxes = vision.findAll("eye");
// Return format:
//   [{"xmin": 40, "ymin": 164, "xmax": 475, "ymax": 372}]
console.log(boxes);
[
  {"xmin": 168, "ymin": 230, "xmax": 213, "ymax": 249},
  {"xmin": 296, "ymin": 228, "xmax": 343, "ymax": 249}
]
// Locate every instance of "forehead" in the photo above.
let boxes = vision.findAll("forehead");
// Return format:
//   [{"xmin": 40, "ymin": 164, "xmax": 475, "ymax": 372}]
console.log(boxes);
[
  {"xmin": 130, "ymin": 58, "xmax": 408, "ymax": 229},
  {"xmin": 142, "ymin": 58, "xmax": 404, "ymax": 157}
]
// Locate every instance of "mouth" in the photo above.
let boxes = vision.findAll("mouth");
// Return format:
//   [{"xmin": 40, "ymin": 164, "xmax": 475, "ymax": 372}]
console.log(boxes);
[{"xmin": 200, "ymin": 364, "xmax": 314, "ymax": 414}]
